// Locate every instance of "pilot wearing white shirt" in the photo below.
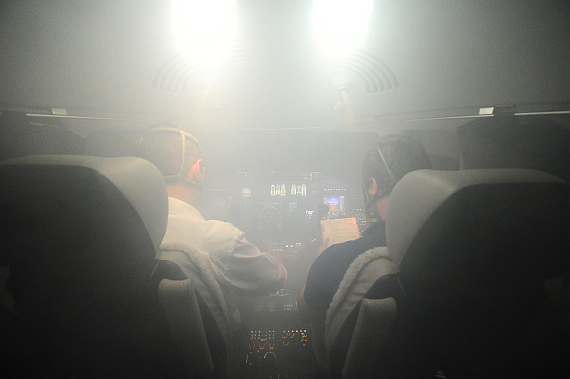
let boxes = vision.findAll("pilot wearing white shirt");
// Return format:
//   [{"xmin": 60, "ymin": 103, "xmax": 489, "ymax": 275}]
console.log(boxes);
[
  {"xmin": 137, "ymin": 124, "xmax": 287, "ymax": 347},
  {"xmin": 162, "ymin": 197, "xmax": 286, "ymax": 296}
]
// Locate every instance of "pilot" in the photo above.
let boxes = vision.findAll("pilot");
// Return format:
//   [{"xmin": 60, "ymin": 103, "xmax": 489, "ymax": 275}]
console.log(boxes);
[
  {"xmin": 137, "ymin": 124, "xmax": 287, "ymax": 348},
  {"xmin": 298, "ymin": 134, "xmax": 431, "ymax": 376}
]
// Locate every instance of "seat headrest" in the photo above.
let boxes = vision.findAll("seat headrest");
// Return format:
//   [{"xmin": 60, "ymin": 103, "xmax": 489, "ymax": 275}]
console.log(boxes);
[
  {"xmin": 386, "ymin": 169, "xmax": 569, "ymax": 278},
  {"xmin": 0, "ymin": 155, "xmax": 168, "ymax": 263}
]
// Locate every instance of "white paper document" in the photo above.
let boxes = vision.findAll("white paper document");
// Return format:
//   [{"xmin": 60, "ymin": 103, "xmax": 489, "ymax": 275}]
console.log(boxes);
[{"xmin": 320, "ymin": 217, "xmax": 361, "ymax": 246}]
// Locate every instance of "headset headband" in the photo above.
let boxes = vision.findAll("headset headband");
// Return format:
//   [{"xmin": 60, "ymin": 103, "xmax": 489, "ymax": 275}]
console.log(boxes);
[
  {"xmin": 363, "ymin": 140, "xmax": 400, "ymax": 217},
  {"xmin": 374, "ymin": 140, "xmax": 399, "ymax": 190},
  {"xmin": 140, "ymin": 126, "xmax": 205, "ymax": 189}
]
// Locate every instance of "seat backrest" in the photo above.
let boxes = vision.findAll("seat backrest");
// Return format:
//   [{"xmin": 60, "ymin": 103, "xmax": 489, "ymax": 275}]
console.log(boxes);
[
  {"xmin": 0, "ymin": 155, "xmax": 217, "ymax": 378},
  {"xmin": 342, "ymin": 297, "xmax": 397, "ymax": 379},
  {"xmin": 158, "ymin": 278, "xmax": 214, "ymax": 376},
  {"xmin": 340, "ymin": 168, "xmax": 570, "ymax": 378},
  {"xmin": 325, "ymin": 246, "xmax": 397, "ymax": 354}
]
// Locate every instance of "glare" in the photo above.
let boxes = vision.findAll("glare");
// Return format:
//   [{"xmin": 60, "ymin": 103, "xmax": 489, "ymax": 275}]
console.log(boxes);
[
  {"xmin": 316, "ymin": 0, "xmax": 373, "ymax": 40},
  {"xmin": 177, "ymin": 0, "xmax": 231, "ymax": 38},
  {"xmin": 313, "ymin": 0, "xmax": 373, "ymax": 59},
  {"xmin": 172, "ymin": 0, "xmax": 237, "ymax": 66}
]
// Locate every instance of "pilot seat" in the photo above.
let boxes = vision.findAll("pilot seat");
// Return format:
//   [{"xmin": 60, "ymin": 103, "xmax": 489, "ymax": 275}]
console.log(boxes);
[
  {"xmin": 0, "ymin": 155, "xmax": 224, "ymax": 378},
  {"xmin": 327, "ymin": 168, "xmax": 570, "ymax": 378}
]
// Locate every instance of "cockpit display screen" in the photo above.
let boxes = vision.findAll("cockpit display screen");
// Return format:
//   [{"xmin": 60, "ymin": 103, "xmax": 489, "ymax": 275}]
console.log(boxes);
[
  {"xmin": 214, "ymin": 197, "xmax": 230, "ymax": 215},
  {"xmin": 324, "ymin": 196, "xmax": 345, "ymax": 215},
  {"xmin": 270, "ymin": 183, "xmax": 307, "ymax": 196},
  {"xmin": 270, "ymin": 184, "xmax": 287, "ymax": 196}
]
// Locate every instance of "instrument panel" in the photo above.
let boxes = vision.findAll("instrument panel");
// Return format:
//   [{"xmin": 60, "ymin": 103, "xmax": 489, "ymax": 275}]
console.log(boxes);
[
  {"xmin": 202, "ymin": 171, "xmax": 366, "ymax": 378},
  {"xmin": 229, "ymin": 238, "xmax": 316, "ymax": 378},
  {"xmin": 200, "ymin": 171, "xmax": 366, "ymax": 241}
]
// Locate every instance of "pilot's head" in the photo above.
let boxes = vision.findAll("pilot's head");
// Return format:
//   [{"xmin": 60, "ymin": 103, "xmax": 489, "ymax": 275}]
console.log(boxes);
[
  {"xmin": 137, "ymin": 124, "xmax": 205, "ymax": 192},
  {"xmin": 362, "ymin": 134, "xmax": 431, "ymax": 219}
]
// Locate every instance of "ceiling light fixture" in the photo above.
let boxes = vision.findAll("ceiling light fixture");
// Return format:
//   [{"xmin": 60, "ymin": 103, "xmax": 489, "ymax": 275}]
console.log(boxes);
[
  {"xmin": 316, "ymin": 0, "xmax": 373, "ymax": 40},
  {"xmin": 176, "ymin": 0, "xmax": 232, "ymax": 38}
]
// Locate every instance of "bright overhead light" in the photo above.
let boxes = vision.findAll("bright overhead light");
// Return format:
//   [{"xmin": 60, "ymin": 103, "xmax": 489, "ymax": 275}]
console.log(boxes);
[
  {"xmin": 172, "ymin": 0, "xmax": 237, "ymax": 66},
  {"xmin": 313, "ymin": 0, "xmax": 374, "ymax": 59},
  {"xmin": 176, "ymin": 0, "xmax": 231, "ymax": 38},
  {"xmin": 316, "ymin": 0, "xmax": 373, "ymax": 40}
]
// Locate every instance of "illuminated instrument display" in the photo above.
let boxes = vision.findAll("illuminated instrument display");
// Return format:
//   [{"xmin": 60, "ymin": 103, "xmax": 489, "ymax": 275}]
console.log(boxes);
[
  {"xmin": 324, "ymin": 195, "xmax": 346, "ymax": 216},
  {"xmin": 271, "ymin": 183, "xmax": 307, "ymax": 196},
  {"xmin": 205, "ymin": 172, "xmax": 362, "ymax": 234}
]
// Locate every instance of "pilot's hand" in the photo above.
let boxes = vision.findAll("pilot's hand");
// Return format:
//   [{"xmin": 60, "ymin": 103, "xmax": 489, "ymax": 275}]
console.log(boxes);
[{"xmin": 317, "ymin": 238, "xmax": 329, "ymax": 256}]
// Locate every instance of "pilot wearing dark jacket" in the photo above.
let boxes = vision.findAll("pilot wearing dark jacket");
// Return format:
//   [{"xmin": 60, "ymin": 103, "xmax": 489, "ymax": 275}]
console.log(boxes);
[{"xmin": 298, "ymin": 134, "xmax": 431, "ymax": 377}]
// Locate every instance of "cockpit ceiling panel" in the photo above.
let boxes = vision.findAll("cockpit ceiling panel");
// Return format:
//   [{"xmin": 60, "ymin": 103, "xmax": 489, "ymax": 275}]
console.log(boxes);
[{"xmin": 0, "ymin": 1, "xmax": 568, "ymax": 128}]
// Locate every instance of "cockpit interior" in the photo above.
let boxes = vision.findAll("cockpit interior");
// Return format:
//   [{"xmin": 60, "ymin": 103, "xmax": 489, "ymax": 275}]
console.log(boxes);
[{"xmin": 1, "ymin": 1, "xmax": 569, "ymax": 378}]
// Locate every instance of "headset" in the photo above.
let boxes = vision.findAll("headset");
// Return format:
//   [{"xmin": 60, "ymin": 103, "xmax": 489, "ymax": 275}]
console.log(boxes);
[
  {"xmin": 140, "ymin": 126, "xmax": 205, "ymax": 189},
  {"xmin": 363, "ymin": 140, "xmax": 400, "ymax": 219}
]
